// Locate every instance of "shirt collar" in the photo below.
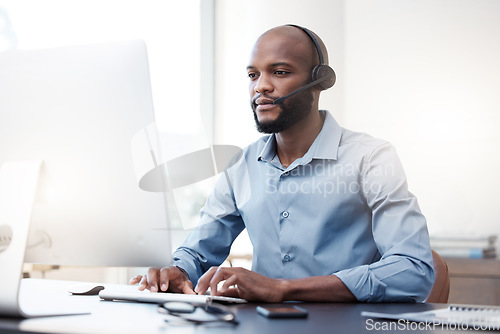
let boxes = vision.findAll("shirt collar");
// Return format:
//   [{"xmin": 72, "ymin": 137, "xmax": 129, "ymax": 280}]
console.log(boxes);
[
  {"xmin": 257, "ymin": 134, "xmax": 276, "ymax": 163},
  {"xmin": 257, "ymin": 110, "xmax": 342, "ymax": 164}
]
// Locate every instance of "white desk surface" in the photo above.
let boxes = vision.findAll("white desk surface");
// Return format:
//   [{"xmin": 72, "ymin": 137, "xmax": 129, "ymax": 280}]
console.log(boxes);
[{"xmin": 16, "ymin": 279, "xmax": 172, "ymax": 334}]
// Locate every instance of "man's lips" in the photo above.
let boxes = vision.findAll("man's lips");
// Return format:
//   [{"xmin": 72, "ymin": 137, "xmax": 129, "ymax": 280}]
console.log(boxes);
[{"xmin": 254, "ymin": 97, "xmax": 278, "ymax": 111}]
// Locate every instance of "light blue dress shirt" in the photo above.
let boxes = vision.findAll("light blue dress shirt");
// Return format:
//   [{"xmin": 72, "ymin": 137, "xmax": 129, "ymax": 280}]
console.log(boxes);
[{"xmin": 173, "ymin": 110, "xmax": 434, "ymax": 302}]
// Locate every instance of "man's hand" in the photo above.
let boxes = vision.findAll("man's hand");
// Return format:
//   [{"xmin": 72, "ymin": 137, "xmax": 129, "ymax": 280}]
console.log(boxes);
[
  {"xmin": 129, "ymin": 266, "xmax": 195, "ymax": 294},
  {"xmin": 195, "ymin": 267, "xmax": 286, "ymax": 302}
]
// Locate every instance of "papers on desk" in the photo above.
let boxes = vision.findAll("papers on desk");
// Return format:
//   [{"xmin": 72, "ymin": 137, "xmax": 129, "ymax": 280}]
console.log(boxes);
[{"xmin": 362, "ymin": 305, "xmax": 500, "ymax": 331}]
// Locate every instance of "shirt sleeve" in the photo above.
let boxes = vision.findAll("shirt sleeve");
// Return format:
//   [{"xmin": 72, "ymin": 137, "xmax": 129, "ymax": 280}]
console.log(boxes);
[
  {"xmin": 172, "ymin": 170, "xmax": 245, "ymax": 285},
  {"xmin": 334, "ymin": 143, "xmax": 435, "ymax": 302}
]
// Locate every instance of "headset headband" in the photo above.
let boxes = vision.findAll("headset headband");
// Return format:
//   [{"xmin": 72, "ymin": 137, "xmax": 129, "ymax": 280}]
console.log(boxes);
[{"xmin": 287, "ymin": 24, "xmax": 325, "ymax": 65}]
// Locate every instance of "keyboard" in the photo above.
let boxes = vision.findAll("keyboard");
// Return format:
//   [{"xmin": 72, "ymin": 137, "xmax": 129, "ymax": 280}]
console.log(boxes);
[{"xmin": 99, "ymin": 288, "xmax": 247, "ymax": 306}]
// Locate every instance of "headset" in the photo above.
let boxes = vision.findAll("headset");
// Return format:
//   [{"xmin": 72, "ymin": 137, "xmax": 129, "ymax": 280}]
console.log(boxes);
[{"xmin": 273, "ymin": 25, "xmax": 336, "ymax": 104}]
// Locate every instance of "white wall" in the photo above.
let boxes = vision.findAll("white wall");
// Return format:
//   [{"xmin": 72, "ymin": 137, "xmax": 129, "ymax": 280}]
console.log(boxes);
[
  {"xmin": 215, "ymin": 0, "xmax": 500, "ymax": 242},
  {"xmin": 342, "ymin": 0, "xmax": 500, "ymax": 238}
]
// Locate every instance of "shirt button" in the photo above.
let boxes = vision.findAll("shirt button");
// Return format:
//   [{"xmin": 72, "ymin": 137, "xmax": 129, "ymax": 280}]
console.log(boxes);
[
  {"xmin": 283, "ymin": 172, "xmax": 290, "ymax": 176},
  {"xmin": 282, "ymin": 211, "xmax": 289, "ymax": 218},
  {"xmin": 284, "ymin": 254, "xmax": 291, "ymax": 261}
]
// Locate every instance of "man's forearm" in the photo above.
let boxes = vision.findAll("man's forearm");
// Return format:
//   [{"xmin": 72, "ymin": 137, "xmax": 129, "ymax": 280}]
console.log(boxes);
[{"xmin": 279, "ymin": 275, "xmax": 357, "ymax": 302}]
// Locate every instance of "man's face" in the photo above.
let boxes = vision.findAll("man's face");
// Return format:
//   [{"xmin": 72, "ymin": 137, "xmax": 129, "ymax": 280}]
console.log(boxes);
[{"xmin": 247, "ymin": 30, "xmax": 316, "ymax": 134}]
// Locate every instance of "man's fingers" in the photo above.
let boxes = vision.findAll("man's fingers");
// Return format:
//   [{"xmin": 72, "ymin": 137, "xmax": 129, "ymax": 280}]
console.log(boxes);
[
  {"xmin": 195, "ymin": 266, "xmax": 219, "ymax": 295},
  {"xmin": 129, "ymin": 275, "xmax": 143, "ymax": 285},
  {"xmin": 181, "ymin": 282, "xmax": 196, "ymax": 295},
  {"xmin": 132, "ymin": 266, "xmax": 196, "ymax": 294},
  {"xmin": 138, "ymin": 275, "xmax": 148, "ymax": 291},
  {"xmin": 159, "ymin": 267, "xmax": 170, "ymax": 292},
  {"xmin": 220, "ymin": 275, "xmax": 238, "ymax": 293},
  {"xmin": 146, "ymin": 267, "xmax": 160, "ymax": 292},
  {"xmin": 219, "ymin": 287, "xmax": 240, "ymax": 298},
  {"xmin": 209, "ymin": 267, "xmax": 234, "ymax": 295}
]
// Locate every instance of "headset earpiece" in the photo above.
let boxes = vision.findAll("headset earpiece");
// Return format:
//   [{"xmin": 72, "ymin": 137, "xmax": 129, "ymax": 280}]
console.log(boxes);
[{"xmin": 311, "ymin": 64, "xmax": 336, "ymax": 91}]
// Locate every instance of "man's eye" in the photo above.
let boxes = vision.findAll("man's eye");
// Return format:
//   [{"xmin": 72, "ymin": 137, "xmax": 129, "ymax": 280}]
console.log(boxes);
[
  {"xmin": 248, "ymin": 72, "xmax": 258, "ymax": 79},
  {"xmin": 274, "ymin": 70, "xmax": 289, "ymax": 76}
]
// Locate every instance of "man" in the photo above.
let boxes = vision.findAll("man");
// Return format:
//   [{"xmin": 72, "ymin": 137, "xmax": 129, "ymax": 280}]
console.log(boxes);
[{"xmin": 130, "ymin": 25, "xmax": 435, "ymax": 303}]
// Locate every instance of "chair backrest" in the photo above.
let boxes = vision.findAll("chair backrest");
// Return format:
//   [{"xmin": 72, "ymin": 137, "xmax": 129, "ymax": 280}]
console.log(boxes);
[{"xmin": 426, "ymin": 250, "xmax": 450, "ymax": 303}]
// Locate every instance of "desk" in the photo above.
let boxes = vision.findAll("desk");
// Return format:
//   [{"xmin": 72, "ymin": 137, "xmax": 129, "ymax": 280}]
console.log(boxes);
[{"xmin": 0, "ymin": 279, "xmax": 481, "ymax": 334}]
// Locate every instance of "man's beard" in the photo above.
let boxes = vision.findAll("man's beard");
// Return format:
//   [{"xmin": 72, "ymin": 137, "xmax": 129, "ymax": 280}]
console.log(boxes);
[{"xmin": 251, "ymin": 89, "xmax": 314, "ymax": 134}]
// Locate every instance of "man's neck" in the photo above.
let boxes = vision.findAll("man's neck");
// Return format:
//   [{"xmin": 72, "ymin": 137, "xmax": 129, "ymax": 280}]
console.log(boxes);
[{"xmin": 275, "ymin": 109, "xmax": 325, "ymax": 168}]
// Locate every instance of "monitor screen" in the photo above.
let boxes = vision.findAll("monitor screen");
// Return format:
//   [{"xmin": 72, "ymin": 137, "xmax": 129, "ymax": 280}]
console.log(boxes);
[{"xmin": 0, "ymin": 40, "xmax": 173, "ymax": 267}]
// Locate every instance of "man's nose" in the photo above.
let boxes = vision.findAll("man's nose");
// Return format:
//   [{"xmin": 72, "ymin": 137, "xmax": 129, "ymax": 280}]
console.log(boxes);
[{"xmin": 254, "ymin": 74, "xmax": 273, "ymax": 94}]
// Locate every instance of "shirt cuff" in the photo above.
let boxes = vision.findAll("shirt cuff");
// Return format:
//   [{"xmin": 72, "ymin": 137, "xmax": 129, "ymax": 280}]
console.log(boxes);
[{"xmin": 334, "ymin": 265, "xmax": 387, "ymax": 302}]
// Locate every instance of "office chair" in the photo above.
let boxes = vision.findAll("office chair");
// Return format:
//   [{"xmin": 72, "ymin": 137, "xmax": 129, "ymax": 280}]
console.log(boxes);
[{"xmin": 425, "ymin": 250, "xmax": 450, "ymax": 303}]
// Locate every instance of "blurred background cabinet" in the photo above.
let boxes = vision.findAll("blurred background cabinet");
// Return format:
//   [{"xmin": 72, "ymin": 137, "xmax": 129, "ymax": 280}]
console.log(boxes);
[{"xmin": 445, "ymin": 258, "xmax": 500, "ymax": 306}]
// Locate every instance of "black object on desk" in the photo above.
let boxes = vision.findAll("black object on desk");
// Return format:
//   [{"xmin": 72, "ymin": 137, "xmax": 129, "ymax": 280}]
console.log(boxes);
[{"xmin": 256, "ymin": 305, "xmax": 308, "ymax": 318}]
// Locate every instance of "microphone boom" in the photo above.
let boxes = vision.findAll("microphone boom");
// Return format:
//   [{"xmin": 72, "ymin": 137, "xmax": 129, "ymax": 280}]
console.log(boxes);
[{"xmin": 273, "ymin": 76, "xmax": 329, "ymax": 104}]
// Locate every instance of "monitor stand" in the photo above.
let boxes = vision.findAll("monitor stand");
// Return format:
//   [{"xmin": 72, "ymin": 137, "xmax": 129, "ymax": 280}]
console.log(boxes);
[{"xmin": 0, "ymin": 161, "xmax": 89, "ymax": 317}]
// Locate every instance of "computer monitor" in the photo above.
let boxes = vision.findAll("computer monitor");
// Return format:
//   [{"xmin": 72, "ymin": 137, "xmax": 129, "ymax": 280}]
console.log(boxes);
[{"xmin": 0, "ymin": 40, "xmax": 173, "ymax": 267}]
